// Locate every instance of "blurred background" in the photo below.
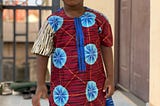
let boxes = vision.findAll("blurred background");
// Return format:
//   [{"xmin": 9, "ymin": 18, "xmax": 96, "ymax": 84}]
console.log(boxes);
[
  {"xmin": 0, "ymin": 0, "xmax": 160, "ymax": 106},
  {"xmin": 1, "ymin": 0, "xmax": 54, "ymax": 82},
  {"xmin": 0, "ymin": 0, "xmax": 56, "ymax": 105}
]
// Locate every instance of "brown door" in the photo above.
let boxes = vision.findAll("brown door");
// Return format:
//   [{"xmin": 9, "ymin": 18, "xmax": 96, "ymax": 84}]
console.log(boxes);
[
  {"xmin": 118, "ymin": 0, "xmax": 132, "ymax": 90},
  {"xmin": 117, "ymin": 0, "xmax": 150, "ymax": 102}
]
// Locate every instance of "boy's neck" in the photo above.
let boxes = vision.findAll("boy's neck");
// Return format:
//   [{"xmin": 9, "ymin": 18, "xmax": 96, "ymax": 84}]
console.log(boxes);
[{"xmin": 63, "ymin": 5, "xmax": 85, "ymax": 18}]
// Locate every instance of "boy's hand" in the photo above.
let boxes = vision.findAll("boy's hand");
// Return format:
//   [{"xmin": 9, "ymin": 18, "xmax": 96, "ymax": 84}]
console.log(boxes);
[
  {"xmin": 32, "ymin": 85, "xmax": 48, "ymax": 106},
  {"xmin": 103, "ymin": 78, "xmax": 115, "ymax": 98}
]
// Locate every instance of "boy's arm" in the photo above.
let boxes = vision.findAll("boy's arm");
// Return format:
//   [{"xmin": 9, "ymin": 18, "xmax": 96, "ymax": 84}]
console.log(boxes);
[
  {"xmin": 36, "ymin": 55, "xmax": 48, "ymax": 87},
  {"xmin": 32, "ymin": 55, "xmax": 49, "ymax": 106},
  {"xmin": 101, "ymin": 45, "xmax": 114, "ymax": 98},
  {"xmin": 31, "ymin": 20, "xmax": 54, "ymax": 106}
]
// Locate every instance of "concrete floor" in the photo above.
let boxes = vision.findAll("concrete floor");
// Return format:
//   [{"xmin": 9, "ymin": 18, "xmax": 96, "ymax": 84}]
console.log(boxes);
[
  {"xmin": 112, "ymin": 91, "xmax": 137, "ymax": 106},
  {"xmin": 0, "ymin": 90, "xmax": 140, "ymax": 106}
]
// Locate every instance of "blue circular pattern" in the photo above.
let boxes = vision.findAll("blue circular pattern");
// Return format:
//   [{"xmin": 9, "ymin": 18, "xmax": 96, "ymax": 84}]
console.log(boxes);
[
  {"xmin": 80, "ymin": 12, "xmax": 96, "ymax": 27},
  {"xmin": 52, "ymin": 48, "xmax": 67, "ymax": 69},
  {"xmin": 48, "ymin": 16, "xmax": 63, "ymax": 32},
  {"xmin": 86, "ymin": 81, "xmax": 98, "ymax": 102},
  {"xmin": 53, "ymin": 85, "xmax": 69, "ymax": 106},
  {"xmin": 84, "ymin": 44, "xmax": 98, "ymax": 65}
]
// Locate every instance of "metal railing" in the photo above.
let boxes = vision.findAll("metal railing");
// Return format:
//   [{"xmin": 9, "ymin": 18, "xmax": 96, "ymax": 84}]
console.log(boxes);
[
  {"xmin": 0, "ymin": 0, "xmax": 3, "ymax": 82},
  {"xmin": 0, "ymin": 0, "xmax": 60, "ymax": 81}
]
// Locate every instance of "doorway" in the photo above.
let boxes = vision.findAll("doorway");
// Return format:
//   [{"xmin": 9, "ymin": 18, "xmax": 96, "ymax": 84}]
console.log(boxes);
[{"xmin": 115, "ymin": 0, "xmax": 150, "ymax": 102}]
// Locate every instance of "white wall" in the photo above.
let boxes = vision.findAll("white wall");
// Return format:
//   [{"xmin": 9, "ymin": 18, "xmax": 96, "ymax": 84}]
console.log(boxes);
[
  {"xmin": 150, "ymin": 0, "xmax": 160, "ymax": 106},
  {"xmin": 84, "ymin": 0, "xmax": 115, "ymax": 36}
]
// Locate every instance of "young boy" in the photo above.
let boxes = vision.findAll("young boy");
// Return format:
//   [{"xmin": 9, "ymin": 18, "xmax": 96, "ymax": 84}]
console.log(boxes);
[{"xmin": 32, "ymin": 0, "xmax": 114, "ymax": 106}]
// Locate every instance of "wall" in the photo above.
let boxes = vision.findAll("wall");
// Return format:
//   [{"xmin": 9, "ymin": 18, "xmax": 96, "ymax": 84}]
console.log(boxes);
[
  {"xmin": 84, "ymin": 0, "xmax": 115, "ymax": 35},
  {"xmin": 150, "ymin": 0, "xmax": 160, "ymax": 106}
]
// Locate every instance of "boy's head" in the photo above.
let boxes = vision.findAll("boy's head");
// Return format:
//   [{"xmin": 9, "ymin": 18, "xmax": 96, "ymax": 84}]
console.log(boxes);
[{"xmin": 62, "ymin": 0, "xmax": 84, "ymax": 7}]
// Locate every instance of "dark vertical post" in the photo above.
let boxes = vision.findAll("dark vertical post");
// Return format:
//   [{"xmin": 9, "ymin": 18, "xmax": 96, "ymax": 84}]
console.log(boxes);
[
  {"xmin": 39, "ymin": 8, "xmax": 42, "ymax": 29},
  {"xmin": 114, "ymin": 0, "xmax": 120, "ymax": 86},
  {"xmin": 52, "ymin": 0, "xmax": 60, "ymax": 13},
  {"xmin": 13, "ymin": 9, "xmax": 16, "ymax": 81},
  {"xmin": 25, "ymin": 9, "xmax": 29, "ymax": 81},
  {"xmin": 0, "ymin": 0, "xmax": 3, "ymax": 81}
]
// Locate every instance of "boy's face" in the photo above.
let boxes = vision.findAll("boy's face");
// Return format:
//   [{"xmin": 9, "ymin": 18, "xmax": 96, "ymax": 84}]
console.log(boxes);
[{"xmin": 62, "ymin": 0, "xmax": 84, "ymax": 7}]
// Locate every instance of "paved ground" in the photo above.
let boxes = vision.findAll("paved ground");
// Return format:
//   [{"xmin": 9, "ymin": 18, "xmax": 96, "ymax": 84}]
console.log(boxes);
[
  {"xmin": 112, "ymin": 91, "xmax": 137, "ymax": 106},
  {"xmin": 0, "ymin": 90, "xmax": 140, "ymax": 106}
]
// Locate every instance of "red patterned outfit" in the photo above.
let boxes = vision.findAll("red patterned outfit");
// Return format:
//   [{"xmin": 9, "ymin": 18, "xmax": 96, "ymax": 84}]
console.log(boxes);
[{"xmin": 32, "ymin": 7, "xmax": 113, "ymax": 106}]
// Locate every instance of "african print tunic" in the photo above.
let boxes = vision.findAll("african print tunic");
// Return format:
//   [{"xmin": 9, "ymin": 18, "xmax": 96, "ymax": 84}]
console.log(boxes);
[{"xmin": 32, "ymin": 7, "xmax": 113, "ymax": 106}]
